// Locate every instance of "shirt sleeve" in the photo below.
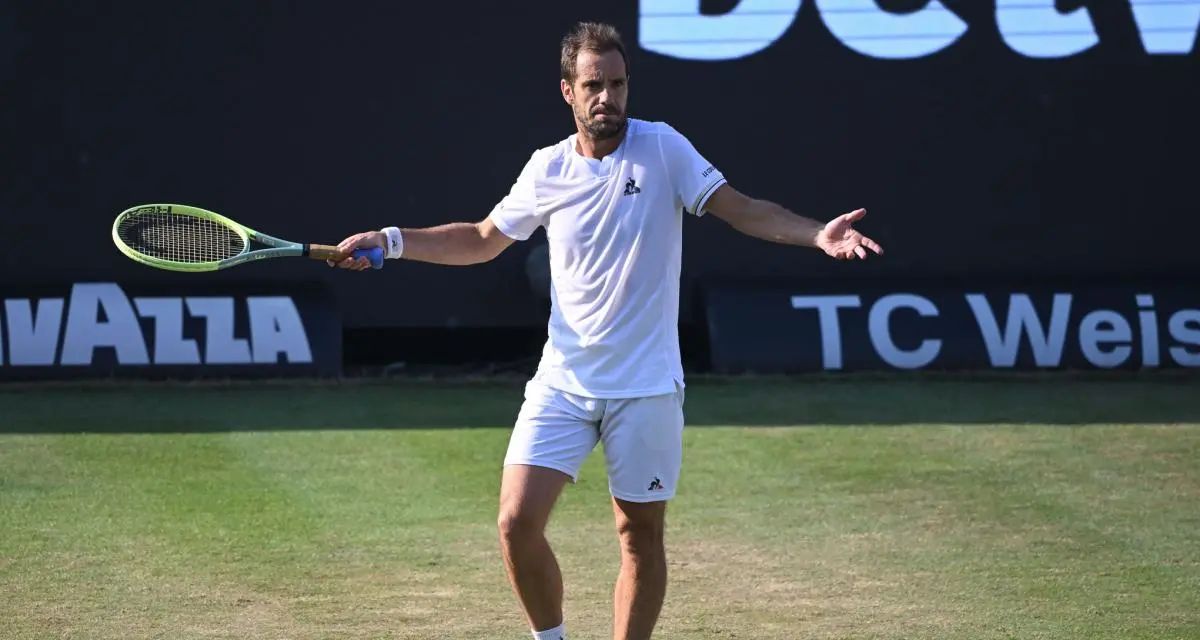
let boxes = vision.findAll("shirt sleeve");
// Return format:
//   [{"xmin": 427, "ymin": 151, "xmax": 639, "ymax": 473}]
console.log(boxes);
[
  {"xmin": 657, "ymin": 124, "xmax": 726, "ymax": 216},
  {"xmin": 487, "ymin": 152, "xmax": 544, "ymax": 241}
]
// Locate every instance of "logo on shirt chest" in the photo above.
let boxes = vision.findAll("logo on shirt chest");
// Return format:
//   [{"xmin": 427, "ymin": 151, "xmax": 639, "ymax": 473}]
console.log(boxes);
[{"xmin": 622, "ymin": 177, "xmax": 642, "ymax": 196}]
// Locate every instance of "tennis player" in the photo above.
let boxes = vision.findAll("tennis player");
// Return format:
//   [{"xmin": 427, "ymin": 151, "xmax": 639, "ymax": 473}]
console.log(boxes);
[{"xmin": 332, "ymin": 22, "xmax": 882, "ymax": 640}]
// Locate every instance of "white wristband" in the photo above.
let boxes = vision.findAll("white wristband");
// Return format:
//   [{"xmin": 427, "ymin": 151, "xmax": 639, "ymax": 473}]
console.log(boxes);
[{"xmin": 381, "ymin": 226, "xmax": 404, "ymax": 259}]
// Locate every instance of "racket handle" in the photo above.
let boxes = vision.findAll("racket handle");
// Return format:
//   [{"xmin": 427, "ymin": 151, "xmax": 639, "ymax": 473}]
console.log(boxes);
[
  {"xmin": 306, "ymin": 244, "xmax": 385, "ymax": 269},
  {"xmin": 352, "ymin": 246, "xmax": 385, "ymax": 270}
]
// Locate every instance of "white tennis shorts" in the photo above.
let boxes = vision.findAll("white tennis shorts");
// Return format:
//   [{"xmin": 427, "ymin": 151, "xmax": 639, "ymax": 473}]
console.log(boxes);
[{"xmin": 503, "ymin": 381, "xmax": 685, "ymax": 503}]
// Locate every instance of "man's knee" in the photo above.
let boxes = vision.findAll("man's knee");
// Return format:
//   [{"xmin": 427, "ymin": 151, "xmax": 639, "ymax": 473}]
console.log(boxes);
[
  {"xmin": 496, "ymin": 461, "xmax": 571, "ymax": 547},
  {"xmin": 498, "ymin": 508, "xmax": 547, "ymax": 546},
  {"xmin": 497, "ymin": 464, "xmax": 570, "ymax": 548}
]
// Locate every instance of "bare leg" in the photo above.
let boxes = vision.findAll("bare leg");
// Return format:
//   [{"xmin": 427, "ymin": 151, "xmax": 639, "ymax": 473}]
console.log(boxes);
[
  {"xmin": 498, "ymin": 464, "xmax": 572, "ymax": 632},
  {"xmin": 611, "ymin": 498, "xmax": 667, "ymax": 640}
]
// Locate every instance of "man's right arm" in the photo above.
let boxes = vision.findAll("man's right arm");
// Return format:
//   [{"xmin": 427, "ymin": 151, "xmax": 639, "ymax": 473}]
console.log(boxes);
[{"xmin": 330, "ymin": 217, "xmax": 515, "ymax": 270}]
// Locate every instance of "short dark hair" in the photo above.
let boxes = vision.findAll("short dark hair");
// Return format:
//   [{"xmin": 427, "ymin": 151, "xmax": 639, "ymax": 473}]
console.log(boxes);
[{"xmin": 560, "ymin": 22, "xmax": 629, "ymax": 84}]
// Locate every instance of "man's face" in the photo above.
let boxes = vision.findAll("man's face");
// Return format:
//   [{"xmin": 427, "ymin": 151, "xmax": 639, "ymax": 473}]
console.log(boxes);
[{"xmin": 562, "ymin": 49, "xmax": 628, "ymax": 140}]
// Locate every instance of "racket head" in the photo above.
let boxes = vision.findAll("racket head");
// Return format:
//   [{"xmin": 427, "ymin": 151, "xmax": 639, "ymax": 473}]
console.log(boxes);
[{"xmin": 112, "ymin": 204, "xmax": 252, "ymax": 272}]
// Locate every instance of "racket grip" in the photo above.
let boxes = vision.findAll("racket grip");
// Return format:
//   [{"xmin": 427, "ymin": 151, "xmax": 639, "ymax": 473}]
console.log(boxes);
[{"xmin": 352, "ymin": 246, "xmax": 385, "ymax": 270}]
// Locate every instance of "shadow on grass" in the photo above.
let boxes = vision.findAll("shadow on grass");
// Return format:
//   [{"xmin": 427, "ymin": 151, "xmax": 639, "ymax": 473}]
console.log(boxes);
[{"xmin": 1, "ymin": 373, "xmax": 1198, "ymax": 434}]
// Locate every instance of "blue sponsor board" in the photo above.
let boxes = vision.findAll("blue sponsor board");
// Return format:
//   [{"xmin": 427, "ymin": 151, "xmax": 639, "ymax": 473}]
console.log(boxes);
[
  {"xmin": 0, "ymin": 282, "xmax": 341, "ymax": 379},
  {"xmin": 705, "ymin": 280, "xmax": 1200, "ymax": 372},
  {"xmin": 640, "ymin": 0, "xmax": 1200, "ymax": 61}
]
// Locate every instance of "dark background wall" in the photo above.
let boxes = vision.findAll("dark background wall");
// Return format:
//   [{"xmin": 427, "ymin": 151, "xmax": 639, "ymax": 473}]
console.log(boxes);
[{"xmin": 3, "ymin": 1, "xmax": 1197, "ymax": 335}]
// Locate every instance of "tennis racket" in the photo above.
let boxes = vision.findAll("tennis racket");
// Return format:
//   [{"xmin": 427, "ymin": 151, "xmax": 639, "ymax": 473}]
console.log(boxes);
[{"xmin": 112, "ymin": 203, "xmax": 383, "ymax": 272}]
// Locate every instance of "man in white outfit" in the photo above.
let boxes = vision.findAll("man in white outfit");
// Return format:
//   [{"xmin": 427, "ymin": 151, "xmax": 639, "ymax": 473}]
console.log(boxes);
[{"xmin": 332, "ymin": 21, "xmax": 883, "ymax": 640}]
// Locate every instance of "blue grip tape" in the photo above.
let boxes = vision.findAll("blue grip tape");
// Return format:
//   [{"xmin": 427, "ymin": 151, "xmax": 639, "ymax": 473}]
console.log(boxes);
[{"xmin": 352, "ymin": 246, "xmax": 384, "ymax": 270}]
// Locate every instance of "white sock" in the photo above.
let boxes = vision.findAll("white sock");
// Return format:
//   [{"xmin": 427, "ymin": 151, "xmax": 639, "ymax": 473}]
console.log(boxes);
[{"xmin": 531, "ymin": 623, "xmax": 565, "ymax": 640}]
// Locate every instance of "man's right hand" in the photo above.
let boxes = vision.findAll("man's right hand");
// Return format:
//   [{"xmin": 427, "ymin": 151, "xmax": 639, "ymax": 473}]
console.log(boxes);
[{"xmin": 330, "ymin": 231, "xmax": 386, "ymax": 271}]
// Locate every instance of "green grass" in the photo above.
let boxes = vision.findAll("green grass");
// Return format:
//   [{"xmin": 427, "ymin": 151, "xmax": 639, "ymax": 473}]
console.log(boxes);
[{"xmin": 1, "ymin": 377, "xmax": 1198, "ymax": 639}]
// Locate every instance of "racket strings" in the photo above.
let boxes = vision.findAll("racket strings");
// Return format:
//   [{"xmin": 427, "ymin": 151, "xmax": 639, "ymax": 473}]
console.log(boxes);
[{"xmin": 117, "ymin": 211, "xmax": 245, "ymax": 263}]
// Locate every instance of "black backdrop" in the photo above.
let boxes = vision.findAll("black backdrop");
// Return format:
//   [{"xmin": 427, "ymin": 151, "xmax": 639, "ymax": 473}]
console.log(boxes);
[{"xmin": 3, "ymin": 1, "xmax": 1197, "ymax": 329}]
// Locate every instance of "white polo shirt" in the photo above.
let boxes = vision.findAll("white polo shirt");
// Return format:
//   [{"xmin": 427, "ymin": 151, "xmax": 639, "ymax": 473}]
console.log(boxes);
[{"xmin": 489, "ymin": 118, "xmax": 726, "ymax": 399}]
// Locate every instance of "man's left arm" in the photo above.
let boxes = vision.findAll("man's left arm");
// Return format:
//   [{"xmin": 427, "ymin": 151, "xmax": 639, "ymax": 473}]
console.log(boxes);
[{"xmin": 702, "ymin": 184, "xmax": 884, "ymax": 260}]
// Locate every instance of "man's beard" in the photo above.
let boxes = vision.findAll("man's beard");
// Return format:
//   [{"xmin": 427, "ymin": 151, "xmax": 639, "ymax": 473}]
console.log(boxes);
[{"xmin": 577, "ymin": 108, "xmax": 626, "ymax": 140}]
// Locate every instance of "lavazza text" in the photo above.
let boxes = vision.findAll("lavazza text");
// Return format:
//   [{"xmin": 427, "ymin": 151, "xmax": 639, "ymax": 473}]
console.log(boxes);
[{"xmin": 0, "ymin": 283, "xmax": 313, "ymax": 366}]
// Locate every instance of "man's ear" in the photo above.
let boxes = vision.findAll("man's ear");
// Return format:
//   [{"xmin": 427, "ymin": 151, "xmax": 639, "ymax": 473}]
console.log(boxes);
[{"xmin": 560, "ymin": 79, "xmax": 572, "ymax": 106}]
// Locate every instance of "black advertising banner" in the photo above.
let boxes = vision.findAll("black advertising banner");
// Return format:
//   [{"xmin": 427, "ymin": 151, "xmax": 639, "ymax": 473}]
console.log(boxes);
[
  {"xmin": 2, "ymin": 3, "xmax": 1196, "ymax": 329},
  {"xmin": 0, "ymin": 281, "xmax": 341, "ymax": 379},
  {"xmin": 705, "ymin": 281, "xmax": 1200, "ymax": 372}
]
